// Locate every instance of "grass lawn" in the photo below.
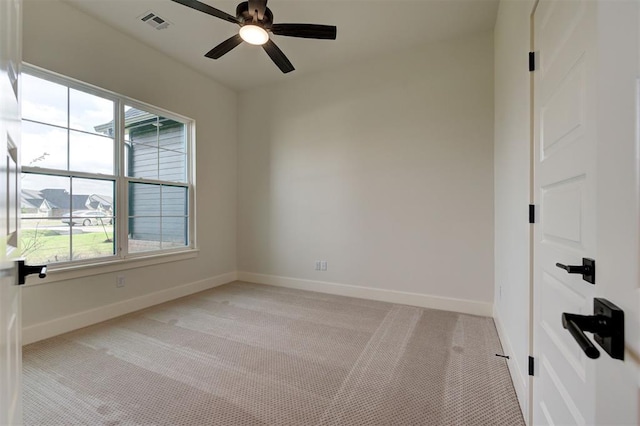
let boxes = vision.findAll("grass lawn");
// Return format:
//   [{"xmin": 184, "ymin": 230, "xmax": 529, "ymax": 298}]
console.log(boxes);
[{"xmin": 21, "ymin": 228, "xmax": 115, "ymax": 264}]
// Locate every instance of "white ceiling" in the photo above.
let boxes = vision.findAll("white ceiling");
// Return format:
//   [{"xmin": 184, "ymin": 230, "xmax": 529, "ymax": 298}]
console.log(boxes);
[{"xmin": 63, "ymin": 0, "xmax": 499, "ymax": 91}]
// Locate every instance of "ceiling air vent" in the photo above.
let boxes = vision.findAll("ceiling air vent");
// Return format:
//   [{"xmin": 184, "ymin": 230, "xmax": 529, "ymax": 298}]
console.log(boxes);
[{"xmin": 139, "ymin": 11, "xmax": 171, "ymax": 30}]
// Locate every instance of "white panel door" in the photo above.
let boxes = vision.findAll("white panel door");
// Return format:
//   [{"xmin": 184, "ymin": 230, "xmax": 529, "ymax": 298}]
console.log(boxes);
[
  {"xmin": 533, "ymin": 0, "xmax": 639, "ymax": 424},
  {"xmin": 0, "ymin": 0, "xmax": 22, "ymax": 424}
]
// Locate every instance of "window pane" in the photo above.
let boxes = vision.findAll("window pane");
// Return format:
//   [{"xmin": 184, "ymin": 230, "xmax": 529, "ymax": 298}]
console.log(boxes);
[
  {"xmin": 21, "ymin": 175, "xmax": 116, "ymax": 264},
  {"xmin": 162, "ymin": 217, "xmax": 187, "ymax": 248},
  {"xmin": 21, "ymin": 219, "xmax": 71, "ymax": 264},
  {"xmin": 124, "ymin": 108, "xmax": 187, "ymax": 182},
  {"xmin": 161, "ymin": 186, "xmax": 188, "ymax": 248},
  {"xmin": 159, "ymin": 149, "xmax": 187, "ymax": 183},
  {"xmin": 125, "ymin": 106, "xmax": 158, "ymax": 146},
  {"xmin": 128, "ymin": 184, "xmax": 188, "ymax": 253},
  {"xmin": 127, "ymin": 142, "xmax": 158, "ymax": 180},
  {"xmin": 128, "ymin": 217, "xmax": 161, "ymax": 253},
  {"xmin": 22, "ymin": 174, "xmax": 71, "ymax": 214},
  {"xmin": 126, "ymin": 106, "xmax": 159, "ymax": 180},
  {"xmin": 21, "ymin": 175, "xmax": 72, "ymax": 264},
  {"xmin": 72, "ymin": 222, "xmax": 115, "ymax": 261},
  {"xmin": 69, "ymin": 130, "xmax": 114, "ymax": 175},
  {"xmin": 71, "ymin": 178, "xmax": 114, "ymax": 219},
  {"xmin": 158, "ymin": 117, "xmax": 186, "ymax": 153},
  {"xmin": 122, "ymin": 142, "xmax": 130, "ymax": 177},
  {"xmin": 70, "ymin": 88, "xmax": 114, "ymax": 136},
  {"xmin": 22, "ymin": 121, "xmax": 67, "ymax": 169},
  {"xmin": 129, "ymin": 183, "xmax": 160, "ymax": 216},
  {"xmin": 123, "ymin": 107, "xmax": 134, "ymax": 143},
  {"xmin": 22, "ymin": 74, "xmax": 67, "ymax": 127},
  {"xmin": 161, "ymin": 186, "xmax": 187, "ymax": 216}
]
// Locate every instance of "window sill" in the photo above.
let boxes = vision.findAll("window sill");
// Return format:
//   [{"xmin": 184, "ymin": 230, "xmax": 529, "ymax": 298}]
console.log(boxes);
[{"xmin": 22, "ymin": 249, "xmax": 200, "ymax": 287}]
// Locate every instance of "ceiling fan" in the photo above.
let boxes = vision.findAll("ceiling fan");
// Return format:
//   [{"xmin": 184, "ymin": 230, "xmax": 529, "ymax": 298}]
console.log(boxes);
[{"xmin": 170, "ymin": 0, "xmax": 337, "ymax": 73}]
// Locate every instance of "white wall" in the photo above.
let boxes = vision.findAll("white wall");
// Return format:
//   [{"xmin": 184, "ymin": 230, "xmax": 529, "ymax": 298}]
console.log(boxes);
[
  {"xmin": 20, "ymin": 0, "xmax": 237, "ymax": 342},
  {"xmin": 493, "ymin": 0, "xmax": 534, "ymax": 418},
  {"xmin": 237, "ymin": 32, "xmax": 495, "ymax": 315}
]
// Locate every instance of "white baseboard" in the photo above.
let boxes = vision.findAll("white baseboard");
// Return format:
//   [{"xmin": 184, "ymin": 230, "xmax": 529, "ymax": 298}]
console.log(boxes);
[
  {"xmin": 493, "ymin": 308, "xmax": 529, "ymax": 423},
  {"xmin": 237, "ymin": 271, "xmax": 492, "ymax": 317},
  {"xmin": 22, "ymin": 271, "xmax": 238, "ymax": 345}
]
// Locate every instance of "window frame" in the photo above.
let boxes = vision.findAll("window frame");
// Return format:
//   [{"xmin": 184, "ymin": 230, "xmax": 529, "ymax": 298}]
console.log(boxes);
[{"xmin": 21, "ymin": 64, "xmax": 197, "ymax": 280}]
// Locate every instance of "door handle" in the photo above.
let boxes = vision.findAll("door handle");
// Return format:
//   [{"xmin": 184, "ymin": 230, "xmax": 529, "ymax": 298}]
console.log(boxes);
[
  {"xmin": 555, "ymin": 258, "xmax": 595, "ymax": 284},
  {"xmin": 562, "ymin": 313, "xmax": 605, "ymax": 359},
  {"xmin": 562, "ymin": 298, "xmax": 624, "ymax": 360},
  {"xmin": 17, "ymin": 260, "xmax": 47, "ymax": 285}
]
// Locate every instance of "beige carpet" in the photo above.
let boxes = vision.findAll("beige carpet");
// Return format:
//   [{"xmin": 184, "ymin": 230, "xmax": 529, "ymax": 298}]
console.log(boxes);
[{"xmin": 23, "ymin": 281, "xmax": 524, "ymax": 425}]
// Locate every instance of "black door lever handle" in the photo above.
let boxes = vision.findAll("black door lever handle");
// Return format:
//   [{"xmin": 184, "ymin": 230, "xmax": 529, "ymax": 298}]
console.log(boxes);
[
  {"xmin": 562, "ymin": 313, "xmax": 603, "ymax": 359},
  {"xmin": 561, "ymin": 298, "xmax": 625, "ymax": 360},
  {"xmin": 555, "ymin": 258, "xmax": 595, "ymax": 284},
  {"xmin": 17, "ymin": 260, "xmax": 47, "ymax": 285},
  {"xmin": 556, "ymin": 263, "xmax": 590, "ymax": 274}
]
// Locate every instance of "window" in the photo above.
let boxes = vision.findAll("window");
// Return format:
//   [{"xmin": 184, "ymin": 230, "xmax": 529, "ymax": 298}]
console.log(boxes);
[{"xmin": 20, "ymin": 66, "xmax": 195, "ymax": 269}]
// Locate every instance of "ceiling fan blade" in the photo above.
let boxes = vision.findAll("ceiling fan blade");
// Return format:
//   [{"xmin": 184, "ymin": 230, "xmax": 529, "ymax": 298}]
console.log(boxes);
[
  {"xmin": 271, "ymin": 23, "xmax": 337, "ymax": 40},
  {"xmin": 205, "ymin": 34, "xmax": 244, "ymax": 59},
  {"xmin": 170, "ymin": 0, "xmax": 239, "ymax": 25},
  {"xmin": 248, "ymin": 0, "xmax": 267, "ymax": 20},
  {"xmin": 262, "ymin": 40, "xmax": 294, "ymax": 73}
]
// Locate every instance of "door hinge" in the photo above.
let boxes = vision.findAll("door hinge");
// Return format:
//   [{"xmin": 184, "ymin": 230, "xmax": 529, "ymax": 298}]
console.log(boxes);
[
  {"xmin": 528, "ymin": 356, "xmax": 535, "ymax": 376},
  {"xmin": 529, "ymin": 204, "xmax": 535, "ymax": 224},
  {"xmin": 529, "ymin": 51, "xmax": 536, "ymax": 72}
]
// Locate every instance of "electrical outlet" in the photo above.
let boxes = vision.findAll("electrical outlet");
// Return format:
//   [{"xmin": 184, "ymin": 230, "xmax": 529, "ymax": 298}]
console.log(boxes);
[
  {"xmin": 315, "ymin": 261, "xmax": 321, "ymax": 271},
  {"xmin": 116, "ymin": 276, "xmax": 125, "ymax": 288},
  {"xmin": 321, "ymin": 261, "xmax": 327, "ymax": 271}
]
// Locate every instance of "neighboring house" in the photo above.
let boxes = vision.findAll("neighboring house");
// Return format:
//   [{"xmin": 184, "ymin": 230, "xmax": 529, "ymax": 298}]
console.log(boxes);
[
  {"xmin": 87, "ymin": 194, "xmax": 113, "ymax": 212},
  {"xmin": 20, "ymin": 188, "xmax": 113, "ymax": 218},
  {"xmin": 21, "ymin": 189, "xmax": 52, "ymax": 217}
]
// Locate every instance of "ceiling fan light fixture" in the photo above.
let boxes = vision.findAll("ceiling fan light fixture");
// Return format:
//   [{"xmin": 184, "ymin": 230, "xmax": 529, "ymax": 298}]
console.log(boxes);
[{"xmin": 239, "ymin": 24, "xmax": 269, "ymax": 45}]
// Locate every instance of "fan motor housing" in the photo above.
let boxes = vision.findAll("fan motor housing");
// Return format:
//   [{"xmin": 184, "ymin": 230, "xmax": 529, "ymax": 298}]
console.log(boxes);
[{"xmin": 236, "ymin": 1, "xmax": 273, "ymax": 28}]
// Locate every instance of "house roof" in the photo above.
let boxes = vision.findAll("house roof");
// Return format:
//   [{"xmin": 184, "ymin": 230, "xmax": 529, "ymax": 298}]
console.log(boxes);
[
  {"xmin": 87, "ymin": 194, "xmax": 113, "ymax": 210},
  {"xmin": 39, "ymin": 189, "xmax": 88, "ymax": 210},
  {"xmin": 21, "ymin": 197, "xmax": 46, "ymax": 210},
  {"xmin": 21, "ymin": 189, "xmax": 43, "ymax": 209},
  {"xmin": 22, "ymin": 188, "xmax": 42, "ymax": 200},
  {"xmin": 21, "ymin": 189, "xmax": 113, "ymax": 211},
  {"xmin": 94, "ymin": 107, "xmax": 160, "ymax": 135}
]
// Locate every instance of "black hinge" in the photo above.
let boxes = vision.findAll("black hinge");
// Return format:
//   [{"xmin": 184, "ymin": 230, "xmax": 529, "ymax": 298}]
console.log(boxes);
[
  {"xmin": 528, "ymin": 356, "xmax": 535, "ymax": 376},
  {"xmin": 529, "ymin": 52, "xmax": 535, "ymax": 72},
  {"xmin": 529, "ymin": 204, "xmax": 535, "ymax": 224}
]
